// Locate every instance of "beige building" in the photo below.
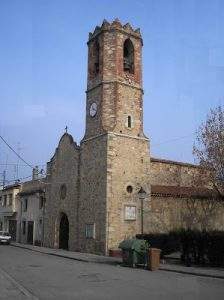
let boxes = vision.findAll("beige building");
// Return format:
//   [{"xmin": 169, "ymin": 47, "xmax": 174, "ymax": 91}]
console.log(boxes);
[
  {"xmin": 44, "ymin": 19, "xmax": 224, "ymax": 255},
  {"xmin": 17, "ymin": 169, "xmax": 46, "ymax": 245},
  {"xmin": 0, "ymin": 183, "xmax": 21, "ymax": 240},
  {"xmin": 0, "ymin": 169, "xmax": 46, "ymax": 245}
]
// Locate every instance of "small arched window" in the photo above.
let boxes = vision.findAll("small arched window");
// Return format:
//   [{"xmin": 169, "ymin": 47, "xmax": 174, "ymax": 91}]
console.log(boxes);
[
  {"xmin": 123, "ymin": 39, "xmax": 134, "ymax": 74},
  {"xmin": 128, "ymin": 115, "xmax": 132, "ymax": 128},
  {"xmin": 94, "ymin": 40, "xmax": 100, "ymax": 75}
]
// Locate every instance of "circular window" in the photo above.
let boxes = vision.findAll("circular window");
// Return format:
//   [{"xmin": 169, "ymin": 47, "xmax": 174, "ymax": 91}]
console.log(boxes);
[
  {"xmin": 60, "ymin": 184, "xmax": 67, "ymax": 199},
  {"xmin": 126, "ymin": 185, "xmax": 133, "ymax": 193}
]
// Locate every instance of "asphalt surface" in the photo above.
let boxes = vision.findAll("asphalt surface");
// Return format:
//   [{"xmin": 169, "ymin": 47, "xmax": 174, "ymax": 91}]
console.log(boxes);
[{"xmin": 0, "ymin": 245, "xmax": 224, "ymax": 300}]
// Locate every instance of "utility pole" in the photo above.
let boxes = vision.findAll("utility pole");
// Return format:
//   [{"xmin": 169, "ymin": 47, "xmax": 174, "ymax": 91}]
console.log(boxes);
[
  {"xmin": 2, "ymin": 170, "xmax": 6, "ymax": 188},
  {"xmin": 0, "ymin": 153, "xmax": 8, "ymax": 189},
  {"xmin": 15, "ymin": 142, "xmax": 22, "ymax": 181},
  {"xmin": 0, "ymin": 170, "xmax": 6, "ymax": 189},
  {"xmin": 41, "ymin": 191, "xmax": 46, "ymax": 247}
]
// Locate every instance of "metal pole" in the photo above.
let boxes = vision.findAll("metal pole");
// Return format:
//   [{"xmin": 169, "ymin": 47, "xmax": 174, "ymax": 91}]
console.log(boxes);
[
  {"xmin": 3, "ymin": 170, "xmax": 6, "ymax": 188},
  {"xmin": 141, "ymin": 198, "xmax": 143, "ymax": 234},
  {"xmin": 42, "ymin": 193, "xmax": 46, "ymax": 247},
  {"xmin": 138, "ymin": 187, "xmax": 147, "ymax": 235}
]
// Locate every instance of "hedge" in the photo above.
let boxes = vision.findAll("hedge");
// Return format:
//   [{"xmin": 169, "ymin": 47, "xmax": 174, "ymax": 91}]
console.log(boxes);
[
  {"xmin": 136, "ymin": 229, "xmax": 224, "ymax": 266},
  {"xmin": 136, "ymin": 233, "xmax": 180, "ymax": 257}
]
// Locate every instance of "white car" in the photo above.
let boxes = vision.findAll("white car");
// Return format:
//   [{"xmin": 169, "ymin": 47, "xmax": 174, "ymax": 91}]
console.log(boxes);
[{"xmin": 0, "ymin": 231, "xmax": 11, "ymax": 245}]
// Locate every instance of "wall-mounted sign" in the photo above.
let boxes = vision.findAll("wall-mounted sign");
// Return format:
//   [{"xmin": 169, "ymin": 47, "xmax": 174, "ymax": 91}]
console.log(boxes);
[{"xmin": 124, "ymin": 205, "xmax": 136, "ymax": 220}]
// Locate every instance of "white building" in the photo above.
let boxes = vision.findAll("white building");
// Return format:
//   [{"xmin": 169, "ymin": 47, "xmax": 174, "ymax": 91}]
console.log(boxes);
[
  {"xmin": 0, "ymin": 183, "xmax": 21, "ymax": 240},
  {"xmin": 17, "ymin": 178, "xmax": 45, "ymax": 245}
]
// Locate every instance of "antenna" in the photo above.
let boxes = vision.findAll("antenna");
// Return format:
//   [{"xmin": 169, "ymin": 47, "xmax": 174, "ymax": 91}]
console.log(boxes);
[
  {"xmin": 14, "ymin": 142, "xmax": 22, "ymax": 182},
  {"xmin": 2, "ymin": 170, "xmax": 6, "ymax": 188},
  {"xmin": 16, "ymin": 142, "xmax": 21, "ymax": 180},
  {"xmin": 0, "ymin": 154, "xmax": 8, "ymax": 189}
]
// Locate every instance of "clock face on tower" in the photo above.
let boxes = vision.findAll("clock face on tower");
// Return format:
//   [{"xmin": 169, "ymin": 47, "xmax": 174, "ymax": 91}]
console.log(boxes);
[{"xmin": 89, "ymin": 102, "xmax": 97, "ymax": 117}]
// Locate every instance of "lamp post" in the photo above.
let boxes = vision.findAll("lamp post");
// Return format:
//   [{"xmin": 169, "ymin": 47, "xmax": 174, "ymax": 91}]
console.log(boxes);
[
  {"xmin": 138, "ymin": 187, "xmax": 147, "ymax": 235},
  {"xmin": 40, "ymin": 190, "xmax": 46, "ymax": 247}
]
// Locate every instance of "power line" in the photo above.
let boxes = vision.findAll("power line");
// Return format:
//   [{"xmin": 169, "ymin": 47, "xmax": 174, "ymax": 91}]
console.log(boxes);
[
  {"xmin": 151, "ymin": 133, "xmax": 195, "ymax": 147},
  {"xmin": 0, "ymin": 163, "xmax": 46, "ymax": 167},
  {"xmin": 0, "ymin": 167, "xmax": 47, "ymax": 186},
  {"xmin": 0, "ymin": 168, "xmax": 47, "ymax": 185},
  {"xmin": 0, "ymin": 174, "xmax": 32, "ymax": 184},
  {"xmin": 0, "ymin": 135, "xmax": 33, "ymax": 169}
]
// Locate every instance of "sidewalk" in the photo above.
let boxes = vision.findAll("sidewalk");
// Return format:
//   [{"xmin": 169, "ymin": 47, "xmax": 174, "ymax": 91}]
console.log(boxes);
[
  {"xmin": 11, "ymin": 242, "xmax": 121, "ymax": 265},
  {"xmin": 160, "ymin": 261, "xmax": 224, "ymax": 280},
  {"xmin": 11, "ymin": 243, "xmax": 224, "ymax": 279}
]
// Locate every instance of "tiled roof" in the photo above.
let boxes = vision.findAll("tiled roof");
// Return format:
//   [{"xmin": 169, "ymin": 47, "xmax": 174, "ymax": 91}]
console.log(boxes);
[
  {"xmin": 151, "ymin": 185, "xmax": 219, "ymax": 199},
  {"xmin": 151, "ymin": 157, "xmax": 199, "ymax": 168},
  {"xmin": 2, "ymin": 183, "xmax": 21, "ymax": 191}
]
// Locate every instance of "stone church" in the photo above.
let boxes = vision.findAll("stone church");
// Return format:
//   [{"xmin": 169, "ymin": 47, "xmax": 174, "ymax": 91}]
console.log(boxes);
[{"xmin": 44, "ymin": 19, "xmax": 223, "ymax": 255}]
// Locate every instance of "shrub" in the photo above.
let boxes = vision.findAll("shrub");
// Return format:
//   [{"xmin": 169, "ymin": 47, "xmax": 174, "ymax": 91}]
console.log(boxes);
[
  {"xmin": 136, "ymin": 229, "xmax": 224, "ymax": 266},
  {"xmin": 136, "ymin": 233, "xmax": 180, "ymax": 257},
  {"xmin": 207, "ymin": 231, "xmax": 224, "ymax": 266}
]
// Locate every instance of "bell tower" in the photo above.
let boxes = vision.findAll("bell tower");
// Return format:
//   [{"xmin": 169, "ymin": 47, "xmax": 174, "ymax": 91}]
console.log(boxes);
[
  {"xmin": 80, "ymin": 19, "xmax": 150, "ymax": 255},
  {"xmin": 84, "ymin": 18, "xmax": 144, "ymax": 139}
]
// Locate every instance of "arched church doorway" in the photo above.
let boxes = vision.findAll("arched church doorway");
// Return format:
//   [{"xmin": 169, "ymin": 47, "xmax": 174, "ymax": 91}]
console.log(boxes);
[{"xmin": 59, "ymin": 213, "xmax": 69, "ymax": 250}]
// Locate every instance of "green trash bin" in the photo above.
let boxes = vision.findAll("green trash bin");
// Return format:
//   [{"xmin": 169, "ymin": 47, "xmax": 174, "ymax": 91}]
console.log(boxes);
[{"xmin": 118, "ymin": 238, "xmax": 149, "ymax": 267}]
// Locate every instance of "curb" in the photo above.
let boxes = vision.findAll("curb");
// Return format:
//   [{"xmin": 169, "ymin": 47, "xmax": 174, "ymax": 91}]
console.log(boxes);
[
  {"xmin": 159, "ymin": 267, "xmax": 224, "ymax": 280},
  {"xmin": 11, "ymin": 243, "xmax": 93, "ymax": 263},
  {"xmin": 10, "ymin": 243, "xmax": 119, "ymax": 265},
  {"xmin": 11, "ymin": 243, "xmax": 224, "ymax": 279}
]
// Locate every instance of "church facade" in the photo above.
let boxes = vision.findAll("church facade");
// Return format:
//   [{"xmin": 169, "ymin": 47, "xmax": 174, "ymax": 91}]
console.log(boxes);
[{"xmin": 44, "ymin": 20, "xmax": 224, "ymax": 255}]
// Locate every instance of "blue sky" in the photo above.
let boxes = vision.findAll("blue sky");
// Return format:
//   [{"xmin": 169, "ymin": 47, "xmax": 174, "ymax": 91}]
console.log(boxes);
[{"xmin": 0, "ymin": 0, "xmax": 224, "ymax": 184}]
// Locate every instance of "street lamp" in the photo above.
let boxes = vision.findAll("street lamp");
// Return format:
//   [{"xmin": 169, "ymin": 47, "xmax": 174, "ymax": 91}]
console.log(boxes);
[
  {"xmin": 138, "ymin": 187, "xmax": 147, "ymax": 235},
  {"xmin": 40, "ymin": 192, "xmax": 46, "ymax": 247}
]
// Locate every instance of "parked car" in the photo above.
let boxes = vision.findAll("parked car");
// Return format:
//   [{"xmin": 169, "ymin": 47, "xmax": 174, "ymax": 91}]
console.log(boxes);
[{"xmin": 0, "ymin": 231, "xmax": 12, "ymax": 245}]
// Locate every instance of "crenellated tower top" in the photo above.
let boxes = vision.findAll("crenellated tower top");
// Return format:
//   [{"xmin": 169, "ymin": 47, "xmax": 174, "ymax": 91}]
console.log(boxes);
[
  {"xmin": 88, "ymin": 18, "xmax": 142, "ymax": 43},
  {"xmin": 84, "ymin": 19, "xmax": 145, "ymax": 140}
]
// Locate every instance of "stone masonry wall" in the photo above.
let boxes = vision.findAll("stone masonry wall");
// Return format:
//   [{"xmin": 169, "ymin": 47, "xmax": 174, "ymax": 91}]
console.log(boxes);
[
  {"xmin": 85, "ymin": 85, "xmax": 103, "ymax": 139},
  {"xmin": 106, "ymin": 133, "xmax": 150, "ymax": 251},
  {"xmin": 113, "ymin": 83, "xmax": 143, "ymax": 136},
  {"xmin": 147, "ymin": 195, "xmax": 224, "ymax": 233},
  {"xmin": 44, "ymin": 134, "xmax": 80, "ymax": 251},
  {"xmin": 150, "ymin": 158, "xmax": 208, "ymax": 188},
  {"xmin": 79, "ymin": 134, "xmax": 108, "ymax": 254},
  {"xmin": 147, "ymin": 158, "xmax": 224, "ymax": 233}
]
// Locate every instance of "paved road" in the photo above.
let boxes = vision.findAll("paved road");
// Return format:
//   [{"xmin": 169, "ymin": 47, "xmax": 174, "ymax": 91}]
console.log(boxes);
[{"xmin": 0, "ymin": 245, "xmax": 224, "ymax": 300}]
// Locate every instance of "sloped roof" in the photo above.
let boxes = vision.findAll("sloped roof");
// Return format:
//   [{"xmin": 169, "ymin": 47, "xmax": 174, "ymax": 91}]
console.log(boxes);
[
  {"xmin": 151, "ymin": 157, "xmax": 199, "ymax": 168},
  {"xmin": 151, "ymin": 185, "xmax": 219, "ymax": 199},
  {"xmin": 19, "ymin": 179, "xmax": 45, "ymax": 197},
  {"xmin": 1, "ymin": 183, "xmax": 21, "ymax": 192},
  {"xmin": 47, "ymin": 133, "xmax": 80, "ymax": 164}
]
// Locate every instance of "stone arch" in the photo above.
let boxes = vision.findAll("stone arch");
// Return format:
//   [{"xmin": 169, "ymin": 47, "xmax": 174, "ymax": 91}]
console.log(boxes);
[
  {"xmin": 93, "ymin": 39, "xmax": 100, "ymax": 75},
  {"xmin": 54, "ymin": 212, "xmax": 69, "ymax": 250},
  {"xmin": 123, "ymin": 39, "xmax": 134, "ymax": 74}
]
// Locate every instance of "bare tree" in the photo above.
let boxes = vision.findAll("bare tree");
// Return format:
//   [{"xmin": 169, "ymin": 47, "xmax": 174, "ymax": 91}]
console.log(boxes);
[
  {"xmin": 182, "ymin": 195, "xmax": 222, "ymax": 231},
  {"xmin": 180, "ymin": 107, "xmax": 224, "ymax": 230},
  {"xmin": 193, "ymin": 106, "xmax": 224, "ymax": 199}
]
